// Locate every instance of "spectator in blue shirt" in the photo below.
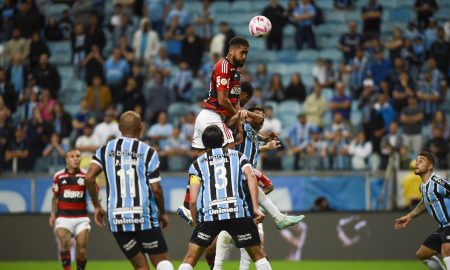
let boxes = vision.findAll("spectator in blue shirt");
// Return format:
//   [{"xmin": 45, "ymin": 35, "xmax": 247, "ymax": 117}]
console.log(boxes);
[
  {"xmin": 329, "ymin": 81, "xmax": 351, "ymax": 120},
  {"xmin": 292, "ymin": 0, "xmax": 317, "ymax": 50},
  {"xmin": 165, "ymin": 0, "xmax": 190, "ymax": 29},
  {"xmin": 417, "ymin": 70, "xmax": 440, "ymax": 122},
  {"xmin": 103, "ymin": 48, "xmax": 130, "ymax": 104},
  {"xmin": 285, "ymin": 113, "xmax": 312, "ymax": 170},
  {"xmin": 369, "ymin": 50, "xmax": 391, "ymax": 87},
  {"xmin": 173, "ymin": 61, "xmax": 193, "ymax": 102},
  {"xmin": 144, "ymin": 0, "xmax": 171, "ymax": 39},
  {"xmin": 334, "ymin": 0, "xmax": 354, "ymax": 10}
]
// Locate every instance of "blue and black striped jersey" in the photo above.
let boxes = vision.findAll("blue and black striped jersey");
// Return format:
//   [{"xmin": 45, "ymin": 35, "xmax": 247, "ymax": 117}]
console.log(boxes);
[
  {"xmin": 92, "ymin": 137, "xmax": 161, "ymax": 232},
  {"xmin": 421, "ymin": 173, "xmax": 450, "ymax": 228},
  {"xmin": 236, "ymin": 122, "xmax": 260, "ymax": 168},
  {"xmin": 189, "ymin": 148, "xmax": 253, "ymax": 222}
]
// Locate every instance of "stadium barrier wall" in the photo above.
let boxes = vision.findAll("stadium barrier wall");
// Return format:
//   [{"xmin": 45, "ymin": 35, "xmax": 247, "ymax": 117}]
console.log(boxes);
[{"xmin": 0, "ymin": 212, "xmax": 435, "ymax": 260}]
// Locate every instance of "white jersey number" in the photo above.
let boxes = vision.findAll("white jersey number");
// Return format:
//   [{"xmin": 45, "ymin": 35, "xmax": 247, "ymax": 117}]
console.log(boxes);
[{"xmin": 117, "ymin": 168, "xmax": 136, "ymax": 198}]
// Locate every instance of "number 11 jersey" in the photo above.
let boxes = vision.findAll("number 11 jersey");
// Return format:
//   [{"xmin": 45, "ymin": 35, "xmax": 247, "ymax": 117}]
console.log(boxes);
[{"xmin": 92, "ymin": 137, "xmax": 161, "ymax": 232}]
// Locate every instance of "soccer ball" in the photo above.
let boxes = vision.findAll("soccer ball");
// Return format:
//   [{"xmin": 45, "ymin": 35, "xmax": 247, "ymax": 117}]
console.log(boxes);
[{"xmin": 248, "ymin": 15, "xmax": 272, "ymax": 38}]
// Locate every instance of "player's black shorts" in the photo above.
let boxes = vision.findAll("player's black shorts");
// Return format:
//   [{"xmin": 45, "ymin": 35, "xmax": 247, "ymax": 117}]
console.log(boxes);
[
  {"xmin": 190, "ymin": 218, "xmax": 260, "ymax": 248},
  {"xmin": 422, "ymin": 226, "xmax": 450, "ymax": 252},
  {"xmin": 112, "ymin": 228, "xmax": 168, "ymax": 259}
]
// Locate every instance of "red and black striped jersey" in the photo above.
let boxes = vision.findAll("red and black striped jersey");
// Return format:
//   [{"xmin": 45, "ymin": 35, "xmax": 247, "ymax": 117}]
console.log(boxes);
[
  {"xmin": 52, "ymin": 169, "xmax": 98, "ymax": 218},
  {"xmin": 203, "ymin": 58, "xmax": 241, "ymax": 117}
]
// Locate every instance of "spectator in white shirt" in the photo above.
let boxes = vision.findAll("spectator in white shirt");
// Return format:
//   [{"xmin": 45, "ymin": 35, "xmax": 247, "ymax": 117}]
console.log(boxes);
[
  {"xmin": 260, "ymin": 106, "xmax": 282, "ymax": 136},
  {"xmin": 75, "ymin": 124, "xmax": 100, "ymax": 158},
  {"xmin": 348, "ymin": 131, "xmax": 373, "ymax": 170},
  {"xmin": 92, "ymin": 109, "xmax": 121, "ymax": 144},
  {"xmin": 146, "ymin": 111, "xmax": 173, "ymax": 149}
]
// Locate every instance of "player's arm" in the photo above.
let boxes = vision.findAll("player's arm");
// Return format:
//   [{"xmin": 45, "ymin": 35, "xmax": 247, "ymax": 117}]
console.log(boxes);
[
  {"xmin": 217, "ymin": 90, "xmax": 238, "ymax": 116},
  {"xmin": 394, "ymin": 200, "xmax": 425, "ymax": 230},
  {"xmin": 189, "ymin": 174, "xmax": 201, "ymax": 227},
  {"xmin": 85, "ymin": 162, "xmax": 107, "ymax": 227},
  {"xmin": 245, "ymin": 111, "xmax": 264, "ymax": 127},
  {"xmin": 49, "ymin": 193, "xmax": 59, "ymax": 227},
  {"xmin": 259, "ymin": 140, "xmax": 282, "ymax": 152},
  {"xmin": 150, "ymin": 181, "xmax": 169, "ymax": 230}
]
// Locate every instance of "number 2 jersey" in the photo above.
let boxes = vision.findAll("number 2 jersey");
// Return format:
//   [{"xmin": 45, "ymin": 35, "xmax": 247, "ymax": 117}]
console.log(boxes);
[
  {"xmin": 189, "ymin": 148, "xmax": 253, "ymax": 222},
  {"xmin": 92, "ymin": 137, "xmax": 161, "ymax": 232},
  {"xmin": 421, "ymin": 173, "xmax": 450, "ymax": 227}
]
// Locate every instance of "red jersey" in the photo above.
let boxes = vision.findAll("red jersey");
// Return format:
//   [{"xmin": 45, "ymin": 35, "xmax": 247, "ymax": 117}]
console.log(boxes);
[
  {"xmin": 203, "ymin": 58, "xmax": 241, "ymax": 117},
  {"xmin": 52, "ymin": 169, "xmax": 98, "ymax": 218}
]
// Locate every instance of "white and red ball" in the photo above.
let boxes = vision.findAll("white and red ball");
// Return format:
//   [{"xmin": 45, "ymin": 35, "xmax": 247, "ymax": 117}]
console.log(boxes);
[{"xmin": 248, "ymin": 15, "xmax": 272, "ymax": 38}]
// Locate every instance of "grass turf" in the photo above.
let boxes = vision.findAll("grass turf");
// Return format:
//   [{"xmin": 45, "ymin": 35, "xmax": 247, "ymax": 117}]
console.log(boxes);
[{"xmin": 0, "ymin": 260, "xmax": 426, "ymax": 270}]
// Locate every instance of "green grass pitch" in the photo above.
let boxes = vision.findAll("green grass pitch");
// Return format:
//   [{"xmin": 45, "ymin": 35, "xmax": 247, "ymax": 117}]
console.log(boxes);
[{"xmin": 0, "ymin": 260, "xmax": 426, "ymax": 269}]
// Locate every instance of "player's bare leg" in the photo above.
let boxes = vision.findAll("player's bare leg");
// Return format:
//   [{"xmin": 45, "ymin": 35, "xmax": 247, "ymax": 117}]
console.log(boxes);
[
  {"xmin": 204, "ymin": 237, "xmax": 218, "ymax": 269},
  {"xmin": 129, "ymin": 252, "xmax": 150, "ymax": 270},
  {"xmin": 55, "ymin": 228, "xmax": 73, "ymax": 270},
  {"xmin": 74, "ymin": 229, "xmax": 89, "ymax": 270},
  {"xmin": 240, "ymin": 227, "xmax": 265, "ymax": 270},
  {"xmin": 148, "ymin": 252, "xmax": 174, "ymax": 270},
  {"xmin": 441, "ymin": 243, "xmax": 450, "ymax": 270},
  {"xmin": 179, "ymin": 243, "xmax": 206, "ymax": 270},
  {"xmin": 416, "ymin": 245, "xmax": 445, "ymax": 270},
  {"xmin": 243, "ymin": 245, "xmax": 271, "ymax": 270}
]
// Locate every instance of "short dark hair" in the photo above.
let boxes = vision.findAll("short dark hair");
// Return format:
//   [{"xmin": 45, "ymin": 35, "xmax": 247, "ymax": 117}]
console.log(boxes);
[
  {"xmin": 419, "ymin": 151, "xmax": 435, "ymax": 167},
  {"xmin": 202, "ymin": 125, "xmax": 224, "ymax": 149},
  {"xmin": 241, "ymin": 81, "xmax": 253, "ymax": 97},
  {"xmin": 229, "ymin": 36, "xmax": 249, "ymax": 48}
]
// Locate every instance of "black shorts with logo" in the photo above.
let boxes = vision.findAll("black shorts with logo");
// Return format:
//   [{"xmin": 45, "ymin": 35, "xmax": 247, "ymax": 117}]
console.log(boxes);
[
  {"xmin": 190, "ymin": 218, "xmax": 260, "ymax": 248},
  {"xmin": 422, "ymin": 226, "xmax": 450, "ymax": 252},
  {"xmin": 112, "ymin": 228, "xmax": 168, "ymax": 259}
]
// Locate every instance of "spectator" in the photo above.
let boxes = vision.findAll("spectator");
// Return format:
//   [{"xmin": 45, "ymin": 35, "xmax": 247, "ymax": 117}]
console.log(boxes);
[
  {"xmin": 132, "ymin": 18, "xmax": 161, "ymax": 64},
  {"xmin": 71, "ymin": 23, "xmax": 88, "ymax": 76},
  {"xmin": 209, "ymin": 23, "xmax": 224, "ymax": 58},
  {"xmin": 384, "ymin": 27, "xmax": 404, "ymax": 63},
  {"xmin": 75, "ymin": 123, "xmax": 100, "ymax": 158},
  {"xmin": 417, "ymin": 70, "xmax": 440, "ymax": 121},
  {"xmin": 165, "ymin": 0, "xmax": 190, "ymax": 28},
  {"xmin": 401, "ymin": 39, "xmax": 422, "ymax": 80},
  {"xmin": 193, "ymin": 0, "xmax": 215, "ymax": 46},
  {"xmin": 42, "ymin": 133, "xmax": 67, "ymax": 166},
  {"xmin": 348, "ymin": 48, "xmax": 369, "ymax": 98},
  {"xmin": 0, "ymin": 0, "xmax": 18, "ymax": 41},
  {"xmin": 253, "ymin": 63, "xmax": 270, "ymax": 91},
  {"xmin": 428, "ymin": 110, "xmax": 450, "ymax": 140},
  {"xmin": 82, "ymin": 45, "xmax": 105, "ymax": 86},
  {"xmin": 26, "ymin": 106, "xmax": 52, "ymax": 155},
  {"xmin": 146, "ymin": 111, "xmax": 173, "ymax": 149},
  {"xmin": 312, "ymin": 196, "xmax": 334, "ymax": 211},
  {"xmin": 0, "ymin": 68, "xmax": 17, "ymax": 113},
  {"xmin": 368, "ymin": 50, "xmax": 391, "ymax": 87},
  {"xmin": 150, "ymin": 47, "xmax": 173, "ymax": 87},
  {"xmin": 16, "ymin": 76, "xmax": 39, "ymax": 122},
  {"xmin": 181, "ymin": 24, "xmax": 205, "ymax": 74},
  {"xmin": 373, "ymin": 92, "xmax": 396, "ymax": 131},
  {"xmin": 85, "ymin": 12, "xmax": 106, "ymax": 54},
  {"xmin": 404, "ymin": 21, "xmax": 421, "ymax": 41},
  {"xmin": 292, "ymin": 0, "xmax": 317, "ymax": 50},
  {"xmin": 117, "ymin": 35, "xmax": 134, "ymax": 63},
  {"xmin": 326, "ymin": 128, "xmax": 350, "ymax": 170},
  {"xmin": 146, "ymin": 72, "xmax": 172, "ymax": 124},
  {"xmin": 262, "ymin": 0, "xmax": 287, "ymax": 51},
  {"xmin": 400, "ymin": 96, "xmax": 424, "ymax": 158},
  {"xmin": 32, "ymin": 53, "xmax": 60, "ymax": 98},
  {"xmin": 313, "ymin": 58, "xmax": 335, "ymax": 88},
  {"xmin": 159, "ymin": 126, "xmax": 190, "ymax": 157},
  {"xmin": 285, "ymin": 113, "xmax": 312, "ymax": 170},
  {"xmin": 334, "ymin": 0, "xmax": 354, "ymax": 10},
  {"xmin": 265, "ymin": 73, "xmax": 285, "ymax": 102},
  {"xmin": 430, "ymin": 27, "xmax": 450, "ymax": 77},
  {"xmin": 338, "ymin": 21, "xmax": 363, "ymax": 64},
  {"xmin": 44, "ymin": 18, "xmax": 64, "ymax": 41},
  {"xmin": 130, "ymin": 63, "xmax": 145, "ymax": 92},
  {"xmin": 361, "ymin": 0, "xmax": 383, "ymax": 41},
  {"xmin": 121, "ymin": 77, "xmax": 146, "ymax": 114},
  {"xmin": 411, "ymin": 36, "xmax": 427, "ymax": 67},
  {"xmin": 112, "ymin": 13, "xmax": 134, "ymax": 48},
  {"xmin": 414, "ymin": 0, "xmax": 438, "ymax": 31},
  {"xmin": 164, "ymin": 15, "xmax": 185, "ymax": 64},
  {"xmin": 324, "ymin": 112, "xmax": 351, "ymax": 140},
  {"xmin": 329, "ymin": 81, "xmax": 351, "ymax": 121},
  {"xmin": 401, "ymin": 160, "xmax": 422, "ymax": 210},
  {"xmin": 423, "ymin": 128, "xmax": 449, "ymax": 169},
  {"xmin": 109, "ymin": 3, "xmax": 123, "ymax": 30},
  {"xmin": 173, "ymin": 61, "xmax": 193, "ymax": 102},
  {"xmin": 72, "ymin": 97, "xmax": 94, "ymax": 137},
  {"xmin": 392, "ymin": 71, "xmax": 415, "ymax": 113},
  {"xmin": 92, "ymin": 108, "xmax": 121, "ymax": 145},
  {"xmin": 0, "ymin": 98, "xmax": 11, "ymax": 172},
  {"xmin": 103, "ymin": 48, "xmax": 130, "ymax": 103},
  {"xmin": 4, "ymin": 125, "xmax": 31, "ymax": 172},
  {"xmin": 300, "ymin": 126, "xmax": 327, "ymax": 170},
  {"xmin": 358, "ymin": 78, "xmax": 377, "ymax": 130},
  {"xmin": 37, "ymin": 89, "xmax": 56, "ymax": 122},
  {"xmin": 4, "ymin": 28, "xmax": 30, "ymax": 64},
  {"xmin": 52, "ymin": 102, "xmax": 72, "ymax": 142},
  {"xmin": 143, "ymin": 0, "xmax": 170, "ymax": 39},
  {"xmin": 14, "ymin": 1, "xmax": 42, "ymax": 39},
  {"xmin": 304, "ymin": 81, "xmax": 327, "ymax": 128},
  {"xmin": 71, "ymin": 0, "xmax": 92, "ymax": 25},
  {"xmin": 424, "ymin": 17, "xmax": 438, "ymax": 50},
  {"xmin": 380, "ymin": 121, "xmax": 408, "ymax": 168},
  {"xmin": 86, "ymin": 75, "xmax": 112, "ymax": 121},
  {"xmin": 28, "ymin": 31, "xmax": 50, "ymax": 69},
  {"xmin": 180, "ymin": 111, "xmax": 196, "ymax": 142},
  {"xmin": 424, "ymin": 57, "xmax": 445, "ymax": 95},
  {"xmin": 58, "ymin": 9, "xmax": 73, "ymax": 40},
  {"xmin": 348, "ymin": 131, "xmax": 372, "ymax": 170},
  {"xmin": 260, "ymin": 106, "xmax": 282, "ymax": 136},
  {"xmin": 285, "ymin": 73, "xmax": 307, "ymax": 102}
]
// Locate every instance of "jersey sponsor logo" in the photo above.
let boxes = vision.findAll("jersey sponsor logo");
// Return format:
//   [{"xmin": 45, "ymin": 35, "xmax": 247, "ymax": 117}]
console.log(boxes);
[
  {"xmin": 108, "ymin": 150, "xmax": 144, "ymax": 158},
  {"xmin": 236, "ymin": 233, "xmax": 252, "ymax": 241},
  {"xmin": 142, "ymin": 241, "xmax": 159, "ymax": 249},
  {"xmin": 208, "ymin": 206, "xmax": 239, "ymax": 215},
  {"xmin": 113, "ymin": 217, "xmax": 145, "ymax": 225},
  {"xmin": 197, "ymin": 232, "xmax": 211, "ymax": 241},
  {"xmin": 63, "ymin": 190, "xmax": 84, "ymax": 199},
  {"xmin": 77, "ymin": 178, "xmax": 85, "ymax": 186},
  {"xmin": 230, "ymin": 86, "xmax": 241, "ymax": 95},
  {"xmin": 113, "ymin": 206, "xmax": 144, "ymax": 215},
  {"xmin": 209, "ymin": 197, "xmax": 237, "ymax": 207},
  {"xmin": 123, "ymin": 239, "xmax": 137, "ymax": 251}
]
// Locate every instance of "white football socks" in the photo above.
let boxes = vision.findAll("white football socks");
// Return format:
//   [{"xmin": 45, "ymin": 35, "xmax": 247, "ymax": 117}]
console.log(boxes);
[
  {"xmin": 213, "ymin": 231, "xmax": 234, "ymax": 270},
  {"xmin": 178, "ymin": 263, "xmax": 193, "ymax": 270},
  {"xmin": 156, "ymin": 260, "xmax": 174, "ymax": 270},
  {"xmin": 255, "ymin": 258, "xmax": 272, "ymax": 270},
  {"xmin": 442, "ymin": 256, "xmax": 450, "ymax": 270},
  {"xmin": 258, "ymin": 189, "xmax": 284, "ymax": 223},
  {"xmin": 239, "ymin": 248, "xmax": 251, "ymax": 270}
]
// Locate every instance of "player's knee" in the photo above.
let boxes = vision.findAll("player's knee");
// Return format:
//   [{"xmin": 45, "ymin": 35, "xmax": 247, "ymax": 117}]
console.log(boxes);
[
  {"xmin": 416, "ymin": 248, "xmax": 432, "ymax": 261},
  {"xmin": 441, "ymin": 244, "xmax": 450, "ymax": 257},
  {"xmin": 77, "ymin": 247, "xmax": 87, "ymax": 260}
]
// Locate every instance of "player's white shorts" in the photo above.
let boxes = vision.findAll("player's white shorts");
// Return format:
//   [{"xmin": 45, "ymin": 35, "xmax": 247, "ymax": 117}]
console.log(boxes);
[
  {"xmin": 55, "ymin": 217, "xmax": 91, "ymax": 236},
  {"xmin": 192, "ymin": 109, "xmax": 234, "ymax": 149}
]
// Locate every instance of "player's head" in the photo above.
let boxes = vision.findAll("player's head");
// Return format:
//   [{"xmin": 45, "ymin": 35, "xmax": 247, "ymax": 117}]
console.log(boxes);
[
  {"xmin": 415, "ymin": 151, "xmax": 435, "ymax": 175},
  {"xmin": 228, "ymin": 36, "xmax": 249, "ymax": 68},
  {"xmin": 119, "ymin": 111, "xmax": 142, "ymax": 138},
  {"xmin": 65, "ymin": 149, "xmax": 81, "ymax": 170},
  {"xmin": 239, "ymin": 81, "xmax": 254, "ymax": 107},
  {"xmin": 202, "ymin": 125, "xmax": 224, "ymax": 149},
  {"xmin": 248, "ymin": 106, "xmax": 265, "ymax": 130}
]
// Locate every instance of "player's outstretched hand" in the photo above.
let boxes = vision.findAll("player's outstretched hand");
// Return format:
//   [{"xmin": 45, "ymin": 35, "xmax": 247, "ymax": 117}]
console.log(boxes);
[
  {"xmin": 253, "ymin": 208, "xmax": 265, "ymax": 224},
  {"xmin": 267, "ymin": 131, "xmax": 280, "ymax": 142},
  {"xmin": 266, "ymin": 140, "xmax": 281, "ymax": 150},
  {"xmin": 94, "ymin": 207, "xmax": 107, "ymax": 227},
  {"xmin": 394, "ymin": 215, "xmax": 412, "ymax": 231},
  {"xmin": 159, "ymin": 213, "xmax": 169, "ymax": 231}
]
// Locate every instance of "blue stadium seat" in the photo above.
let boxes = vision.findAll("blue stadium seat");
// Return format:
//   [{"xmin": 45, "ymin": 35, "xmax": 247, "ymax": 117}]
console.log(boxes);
[
  {"xmin": 350, "ymin": 102, "xmax": 361, "ymax": 128},
  {"xmin": 297, "ymin": 49, "xmax": 318, "ymax": 62},
  {"xmin": 388, "ymin": 9, "xmax": 412, "ymax": 22},
  {"xmin": 276, "ymin": 50, "xmax": 297, "ymax": 63},
  {"xmin": 301, "ymin": 74, "xmax": 314, "ymax": 88},
  {"xmin": 319, "ymin": 0, "xmax": 334, "ymax": 10},
  {"xmin": 318, "ymin": 49, "xmax": 341, "ymax": 62},
  {"xmin": 168, "ymin": 102, "xmax": 191, "ymax": 125},
  {"xmin": 281, "ymin": 155, "xmax": 294, "ymax": 171},
  {"xmin": 264, "ymin": 100, "xmax": 279, "ymax": 114},
  {"xmin": 268, "ymin": 63, "xmax": 288, "ymax": 75},
  {"xmin": 322, "ymin": 88, "xmax": 334, "ymax": 101},
  {"xmin": 48, "ymin": 41, "xmax": 71, "ymax": 65},
  {"xmin": 44, "ymin": 3, "xmax": 69, "ymax": 18},
  {"xmin": 278, "ymin": 100, "xmax": 302, "ymax": 115},
  {"xmin": 324, "ymin": 11, "xmax": 346, "ymax": 23},
  {"xmin": 168, "ymin": 156, "xmax": 189, "ymax": 171},
  {"xmin": 287, "ymin": 63, "xmax": 313, "ymax": 75},
  {"xmin": 57, "ymin": 66, "xmax": 74, "ymax": 81}
]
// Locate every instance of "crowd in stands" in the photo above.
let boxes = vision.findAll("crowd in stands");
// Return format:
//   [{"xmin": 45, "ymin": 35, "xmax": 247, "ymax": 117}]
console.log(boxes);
[{"xmin": 0, "ymin": 0, "xmax": 449, "ymax": 174}]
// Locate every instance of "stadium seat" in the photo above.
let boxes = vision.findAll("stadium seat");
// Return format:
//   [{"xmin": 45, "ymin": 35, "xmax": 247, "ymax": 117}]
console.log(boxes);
[
  {"xmin": 264, "ymin": 100, "xmax": 278, "ymax": 114},
  {"xmin": 48, "ymin": 41, "xmax": 71, "ymax": 65},
  {"xmin": 297, "ymin": 49, "xmax": 318, "ymax": 62},
  {"xmin": 319, "ymin": 0, "xmax": 334, "ymax": 10},
  {"xmin": 281, "ymin": 155, "xmax": 294, "ymax": 171},
  {"xmin": 168, "ymin": 102, "xmax": 191, "ymax": 125},
  {"xmin": 276, "ymin": 50, "xmax": 297, "ymax": 63},
  {"xmin": 167, "ymin": 156, "xmax": 189, "ymax": 171},
  {"xmin": 287, "ymin": 63, "xmax": 312, "ymax": 76},
  {"xmin": 278, "ymin": 100, "xmax": 303, "ymax": 116},
  {"xmin": 388, "ymin": 9, "xmax": 413, "ymax": 22},
  {"xmin": 322, "ymin": 88, "xmax": 334, "ymax": 101},
  {"xmin": 324, "ymin": 11, "xmax": 346, "ymax": 23},
  {"xmin": 268, "ymin": 63, "xmax": 288, "ymax": 75},
  {"xmin": 57, "ymin": 66, "xmax": 74, "ymax": 81},
  {"xmin": 318, "ymin": 49, "xmax": 341, "ymax": 62},
  {"xmin": 44, "ymin": 3, "xmax": 69, "ymax": 18}
]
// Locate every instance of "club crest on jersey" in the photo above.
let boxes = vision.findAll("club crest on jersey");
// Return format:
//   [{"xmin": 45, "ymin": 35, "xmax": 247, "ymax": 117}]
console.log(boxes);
[
  {"xmin": 220, "ymin": 78, "xmax": 227, "ymax": 85},
  {"xmin": 77, "ymin": 178, "xmax": 85, "ymax": 185},
  {"xmin": 230, "ymin": 86, "xmax": 241, "ymax": 95}
]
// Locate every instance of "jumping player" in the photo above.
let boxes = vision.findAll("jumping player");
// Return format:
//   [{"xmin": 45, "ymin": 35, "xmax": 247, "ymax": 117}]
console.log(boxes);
[
  {"xmin": 394, "ymin": 151, "xmax": 449, "ymax": 270},
  {"xmin": 49, "ymin": 149, "xmax": 99, "ymax": 270},
  {"xmin": 85, "ymin": 111, "xmax": 174, "ymax": 270},
  {"xmin": 178, "ymin": 125, "xmax": 272, "ymax": 270}
]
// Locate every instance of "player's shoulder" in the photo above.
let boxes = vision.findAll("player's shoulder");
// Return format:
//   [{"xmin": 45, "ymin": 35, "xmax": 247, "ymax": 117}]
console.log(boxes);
[
  {"xmin": 214, "ymin": 58, "xmax": 231, "ymax": 73},
  {"xmin": 53, "ymin": 169, "xmax": 66, "ymax": 179}
]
